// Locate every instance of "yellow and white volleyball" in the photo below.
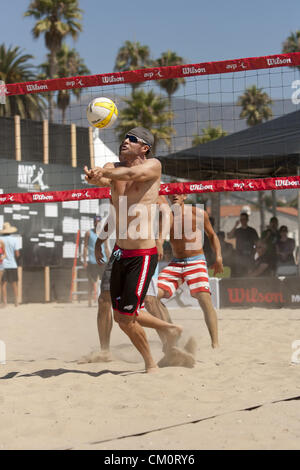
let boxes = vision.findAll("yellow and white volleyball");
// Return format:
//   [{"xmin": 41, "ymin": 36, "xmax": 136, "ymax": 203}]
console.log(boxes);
[{"xmin": 86, "ymin": 97, "xmax": 118, "ymax": 129}]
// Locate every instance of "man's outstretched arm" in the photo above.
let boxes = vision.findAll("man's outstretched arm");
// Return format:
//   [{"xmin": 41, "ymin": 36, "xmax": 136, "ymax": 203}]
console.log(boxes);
[{"xmin": 85, "ymin": 159, "xmax": 161, "ymax": 184}]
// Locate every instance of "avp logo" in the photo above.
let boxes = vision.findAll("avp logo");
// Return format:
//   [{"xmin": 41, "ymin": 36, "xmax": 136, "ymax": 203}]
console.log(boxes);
[
  {"xmin": 164, "ymin": 185, "xmax": 170, "ymax": 193},
  {"xmin": 291, "ymin": 80, "xmax": 300, "ymax": 104}
]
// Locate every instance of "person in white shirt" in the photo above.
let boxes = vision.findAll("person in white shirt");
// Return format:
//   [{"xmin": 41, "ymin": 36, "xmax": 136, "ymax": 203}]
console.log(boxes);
[{"xmin": 0, "ymin": 222, "xmax": 20, "ymax": 307}]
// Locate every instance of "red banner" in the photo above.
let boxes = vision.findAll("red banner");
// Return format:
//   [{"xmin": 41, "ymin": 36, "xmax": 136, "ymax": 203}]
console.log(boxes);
[
  {"xmin": 4, "ymin": 52, "xmax": 300, "ymax": 96},
  {"xmin": 0, "ymin": 175, "xmax": 299, "ymax": 205}
]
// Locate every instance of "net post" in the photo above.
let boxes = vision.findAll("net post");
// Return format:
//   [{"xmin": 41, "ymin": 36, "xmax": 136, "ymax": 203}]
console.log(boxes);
[
  {"xmin": 43, "ymin": 119, "xmax": 49, "ymax": 165},
  {"xmin": 89, "ymin": 127, "xmax": 95, "ymax": 168},
  {"xmin": 44, "ymin": 266, "xmax": 50, "ymax": 302},
  {"xmin": 14, "ymin": 115, "xmax": 21, "ymax": 161},
  {"xmin": 71, "ymin": 123, "xmax": 77, "ymax": 168}
]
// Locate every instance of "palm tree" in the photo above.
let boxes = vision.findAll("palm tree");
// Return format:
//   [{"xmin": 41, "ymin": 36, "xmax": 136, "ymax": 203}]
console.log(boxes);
[
  {"xmin": 114, "ymin": 41, "xmax": 151, "ymax": 91},
  {"xmin": 282, "ymin": 31, "xmax": 300, "ymax": 54},
  {"xmin": 0, "ymin": 44, "xmax": 46, "ymax": 119},
  {"xmin": 155, "ymin": 50, "xmax": 185, "ymax": 152},
  {"xmin": 237, "ymin": 85, "xmax": 273, "ymax": 127},
  {"xmin": 116, "ymin": 89, "xmax": 175, "ymax": 153},
  {"xmin": 192, "ymin": 126, "xmax": 227, "ymax": 146},
  {"xmin": 40, "ymin": 43, "xmax": 90, "ymax": 123},
  {"xmin": 238, "ymin": 85, "xmax": 273, "ymax": 233},
  {"xmin": 24, "ymin": 0, "xmax": 83, "ymax": 121}
]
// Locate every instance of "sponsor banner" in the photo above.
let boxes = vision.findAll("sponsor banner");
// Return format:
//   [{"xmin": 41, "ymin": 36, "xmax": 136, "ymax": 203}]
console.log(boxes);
[
  {"xmin": 0, "ymin": 175, "xmax": 299, "ymax": 205},
  {"xmin": 282, "ymin": 277, "xmax": 300, "ymax": 308},
  {"xmin": 220, "ymin": 278, "xmax": 285, "ymax": 308},
  {"xmin": 5, "ymin": 52, "xmax": 300, "ymax": 96}
]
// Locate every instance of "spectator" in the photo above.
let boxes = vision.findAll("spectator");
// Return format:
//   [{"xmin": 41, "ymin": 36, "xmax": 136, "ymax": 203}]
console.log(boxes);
[
  {"xmin": 0, "ymin": 222, "xmax": 20, "ymax": 307},
  {"xmin": 227, "ymin": 212, "xmax": 259, "ymax": 277},
  {"xmin": 83, "ymin": 216, "xmax": 107, "ymax": 307},
  {"xmin": 261, "ymin": 216, "xmax": 280, "ymax": 271},
  {"xmin": 276, "ymin": 225, "xmax": 295, "ymax": 267},
  {"xmin": 248, "ymin": 239, "xmax": 272, "ymax": 277},
  {"xmin": 217, "ymin": 231, "xmax": 235, "ymax": 272}
]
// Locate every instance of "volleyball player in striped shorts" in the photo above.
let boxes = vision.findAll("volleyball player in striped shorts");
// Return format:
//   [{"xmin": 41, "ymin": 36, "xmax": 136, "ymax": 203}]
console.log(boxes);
[{"xmin": 157, "ymin": 194, "xmax": 223, "ymax": 349}]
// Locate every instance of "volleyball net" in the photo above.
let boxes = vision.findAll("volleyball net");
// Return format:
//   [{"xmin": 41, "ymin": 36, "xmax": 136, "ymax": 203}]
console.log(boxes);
[{"xmin": 1, "ymin": 51, "xmax": 300, "ymax": 278}]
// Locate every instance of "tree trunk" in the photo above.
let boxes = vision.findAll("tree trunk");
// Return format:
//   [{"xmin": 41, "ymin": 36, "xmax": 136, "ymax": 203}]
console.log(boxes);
[{"xmin": 48, "ymin": 49, "xmax": 56, "ymax": 122}]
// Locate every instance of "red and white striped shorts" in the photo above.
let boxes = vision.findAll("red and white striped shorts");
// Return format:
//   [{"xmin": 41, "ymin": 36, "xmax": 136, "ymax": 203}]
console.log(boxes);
[{"xmin": 158, "ymin": 256, "xmax": 210, "ymax": 298}]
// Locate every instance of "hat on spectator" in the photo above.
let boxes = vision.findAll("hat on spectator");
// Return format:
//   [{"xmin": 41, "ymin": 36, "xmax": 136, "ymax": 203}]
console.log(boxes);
[{"xmin": 0, "ymin": 222, "xmax": 18, "ymax": 234}]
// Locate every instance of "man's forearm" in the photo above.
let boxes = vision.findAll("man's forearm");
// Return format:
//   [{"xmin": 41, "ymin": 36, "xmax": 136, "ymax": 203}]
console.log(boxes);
[{"xmin": 209, "ymin": 234, "xmax": 222, "ymax": 259}]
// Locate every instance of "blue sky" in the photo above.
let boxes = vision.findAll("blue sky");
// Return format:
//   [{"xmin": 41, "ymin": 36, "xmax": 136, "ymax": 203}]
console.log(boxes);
[{"xmin": 1, "ymin": 0, "xmax": 300, "ymax": 75}]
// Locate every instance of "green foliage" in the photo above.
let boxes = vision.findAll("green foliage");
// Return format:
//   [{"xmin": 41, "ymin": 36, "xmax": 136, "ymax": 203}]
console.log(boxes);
[
  {"xmin": 39, "ymin": 43, "xmax": 90, "ymax": 123},
  {"xmin": 0, "ymin": 44, "xmax": 46, "ymax": 119},
  {"xmin": 237, "ymin": 85, "xmax": 273, "ymax": 127},
  {"xmin": 155, "ymin": 50, "xmax": 185, "ymax": 99},
  {"xmin": 192, "ymin": 126, "xmax": 227, "ymax": 145},
  {"xmin": 114, "ymin": 41, "xmax": 150, "ymax": 90},
  {"xmin": 116, "ymin": 89, "xmax": 175, "ymax": 153}
]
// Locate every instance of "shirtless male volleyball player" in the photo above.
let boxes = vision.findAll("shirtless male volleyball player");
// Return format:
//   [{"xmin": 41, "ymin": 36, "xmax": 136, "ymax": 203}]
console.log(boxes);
[
  {"xmin": 84, "ymin": 127, "xmax": 182, "ymax": 372},
  {"xmin": 157, "ymin": 194, "xmax": 223, "ymax": 348}
]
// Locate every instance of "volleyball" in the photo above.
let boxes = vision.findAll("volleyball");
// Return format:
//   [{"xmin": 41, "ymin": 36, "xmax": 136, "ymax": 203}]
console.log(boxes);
[{"xmin": 86, "ymin": 97, "xmax": 118, "ymax": 129}]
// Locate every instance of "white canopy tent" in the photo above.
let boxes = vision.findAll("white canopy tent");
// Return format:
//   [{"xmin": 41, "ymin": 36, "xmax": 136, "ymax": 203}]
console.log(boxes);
[{"xmin": 93, "ymin": 129, "xmax": 119, "ymax": 167}]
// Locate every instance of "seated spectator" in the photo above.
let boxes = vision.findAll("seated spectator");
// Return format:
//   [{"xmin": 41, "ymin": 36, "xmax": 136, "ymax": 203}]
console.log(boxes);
[
  {"xmin": 248, "ymin": 239, "xmax": 272, "ymax": 277},
  {"xmin": 217, "ymin": 231, "xmax": 234, "ymax": 271},
  {"xmin": 227, "ymin": 212, "xmax": 258, "ymax": 277},
  {"xmin": 276, "ymin": 225, "xmax": 295, "ymax": 266},
  {"xmin": 261, "ymin": 216, "xmax": 280, "ymax": 272}
]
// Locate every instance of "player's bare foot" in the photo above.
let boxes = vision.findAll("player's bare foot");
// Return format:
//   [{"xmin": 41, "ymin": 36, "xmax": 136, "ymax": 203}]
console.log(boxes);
[
  {"xmin": 146, "ymin": 365, "xmax": 159, "ymax": 373},
  {"xmin": 164, "ymin": 324, "xmax": 183, "ymax": 351}
]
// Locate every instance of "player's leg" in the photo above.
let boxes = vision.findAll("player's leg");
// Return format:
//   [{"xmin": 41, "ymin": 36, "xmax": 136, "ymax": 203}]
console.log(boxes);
[
  {"xmin": 97, "ymin": 290, "xmax": 113, "ymax": 353},
  {"xmin": 114, "ymin": 310, "xmax": 158, "ymax": 373},
  {"xmin": 86, "ymin": 264, "xmax": 94, "ymax": 307},
  {"xmin": 97, "ymin": 261, "xmax": 113, "ymax": 355},
  {"xmin": 193, "ymin": 291, "xmax": 219, "ymax": 348},
  {"xmin": 183, "ymin": 259, "xmax": 219, "ymax": 348}
]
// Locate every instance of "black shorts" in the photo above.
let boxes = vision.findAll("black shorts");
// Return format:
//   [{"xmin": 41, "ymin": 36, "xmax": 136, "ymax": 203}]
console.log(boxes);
[
  {"xmin": 86, "ymin": 263, "xmax": 105, "ymax": 283},
  {"xmin": 2, "ymin": 269, "xmax": 18, "ymax": 283},
  {"xmin": 110, "ymin": 245, "xmax": 158, "ymax": 317}
]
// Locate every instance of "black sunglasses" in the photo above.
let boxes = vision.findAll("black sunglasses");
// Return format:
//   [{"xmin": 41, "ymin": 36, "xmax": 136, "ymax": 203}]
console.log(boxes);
[{"xmin": 125, "ymin": 134, "xmax": 150, "ymax": 146}]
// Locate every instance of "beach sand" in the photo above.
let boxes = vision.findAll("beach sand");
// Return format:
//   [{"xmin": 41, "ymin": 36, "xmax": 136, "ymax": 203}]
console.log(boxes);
[{"xmin": 0, "ymin": 302, "xmax": 299, "ymax": 450}]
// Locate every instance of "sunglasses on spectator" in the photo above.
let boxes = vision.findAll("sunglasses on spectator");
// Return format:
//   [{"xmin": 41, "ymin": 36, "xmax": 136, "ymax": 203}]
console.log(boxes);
[{"xmin": 125, "ymin": 134, "xmax": 150, "ymax": 146}]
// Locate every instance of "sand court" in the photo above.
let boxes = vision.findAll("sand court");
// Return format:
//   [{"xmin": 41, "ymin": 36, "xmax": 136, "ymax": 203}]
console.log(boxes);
[{"xmin": 0, "ymin": 302, "xmax": 299, "ymax": 450}]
